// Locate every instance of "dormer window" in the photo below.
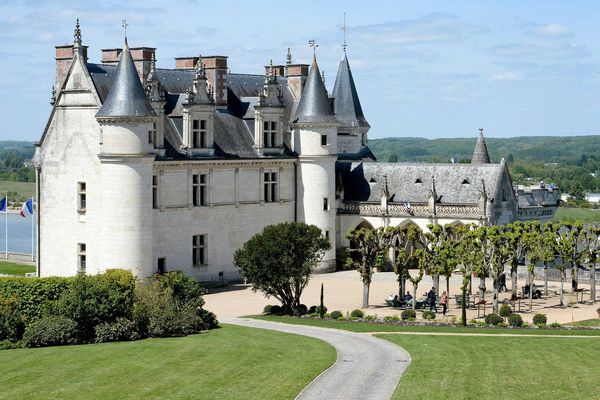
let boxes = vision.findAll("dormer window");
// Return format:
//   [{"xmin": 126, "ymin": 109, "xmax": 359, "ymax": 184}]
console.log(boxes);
[
  {"xmin": 462, "ymin": 179, "xmax": 470, "ymax": 185},
  {"xmin": 415, "ymin": 178, "xmax": 422, "ymax": 184},
  {"xmin": 263, "ymin": 121, "xmax": 277, "ymax": 147},
  {"xmin": 192, "ymin": 119, "xmax": 208, "ymax": 148},
  {"xmin": 321, "ymin": 134, "xmax": 327, "ymax": 146}
]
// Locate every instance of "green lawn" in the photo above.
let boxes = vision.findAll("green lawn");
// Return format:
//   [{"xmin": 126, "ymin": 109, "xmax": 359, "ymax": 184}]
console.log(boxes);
[
  {"xmin": 0, "ymin": 181, "xmax": 35, "ymax": 200},
  {"xmin": 382, "ymin": 334, "xmax": 600, "ymax": 399},
  {"xmin": 554, "ymin": 207, "xmax": 600, "ymax": 223},
  {"xmin": 252, "ymin": 315, "xmax": 600, "ymax": 336},
  {"xmin": 0, "ymin": 324, "xmax": 335, "ymax": 400},
  {"xmin": 569, "ymin": 319, "xmax": 600, "ymax": 327},
  {"xmin": 0, "ymin": 261, "xmax": 35, "ymax": 276}
]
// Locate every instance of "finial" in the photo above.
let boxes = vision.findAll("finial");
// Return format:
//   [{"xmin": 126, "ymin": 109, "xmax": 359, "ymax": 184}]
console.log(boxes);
[
  {"xmin": 50, "ymin": 85, "xmax": 56, "ymax": 105},
  {"xmin": 269, "ymin": 59, "xmax": 273, "ymax": 76},
  {"xmin": 74, "ymin": 18, "xmax": 82, "ymax": 45},
  {"xmin": 308, "ymin": 39, "xmax": 319, "ymax": 55},
  {"xmin": 321, "ymin": 70, "xmax": 325, "ymax": 85},
  {"xmin": 479, "ymin": 128, "xmax": 484, "ymax": 135},
  {"xmin": 122, "ymin": 19, "xmax": 129, "ymax": 38},
  {"xmin": 342, "ymin": 12, "xmax": 347, "ymax": 53},
  {"xmin": 286, "ymin": 48, "xmax": 292, "ymax": 65}
]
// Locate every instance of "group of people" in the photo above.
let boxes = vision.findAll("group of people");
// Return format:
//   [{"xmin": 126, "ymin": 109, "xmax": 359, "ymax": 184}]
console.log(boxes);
[{"xmin": 387, "ymin": 287, "xmax": 449, "ymax": 315}]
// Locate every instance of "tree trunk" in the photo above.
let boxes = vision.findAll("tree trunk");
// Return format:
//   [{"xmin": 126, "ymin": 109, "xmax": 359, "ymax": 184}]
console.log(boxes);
[
  {"xmin": 362, "ymin": 281, "xmax": 370, "ymax": 308},
  {"xmin": 461, "ymin": 279, "xmax": 468, "ymax": 326},
  {"xmin": 544, "ymin": 263, "xmax": 548, "ymax": 297},
  {"xmin": 511, "ymin": 264, "xmax": 518, "ymax": 296},
  {"xmin": 412, "ymin": 283, "xmax": 418, "ymax": 311},
  {"xmin": 433, "ymin": 274, "xmax": 440, "ymax": 292},
  {"xmin": 559, "ymin": 270, "xmax": 565, "ymax": 307},
  {"xmin": 529, "ymin": 271, "xmax": 534, "ymax": 311},
  {"xmin": 478, "ymin": 276, "xmax": 486, "ymax": 300},
  {"xmin": 572, "ymin": 264, "xmax": 579, "ymax": 292},
  {"xmin": 591, "ymin": 261, "xmax": 596, "ymax": 303},
  {"xmin": 446, "ymin": 276, "xmax": 450, "ymax": 297},
  {"xmin": 493, "ymin": 279, "xmax": 499, "ymax": 315}
]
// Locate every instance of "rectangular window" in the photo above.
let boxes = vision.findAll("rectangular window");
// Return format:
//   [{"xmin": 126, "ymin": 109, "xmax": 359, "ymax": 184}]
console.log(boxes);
[
  {"xmin": 148, "ymin": 122, "xmax": 156, "ymax": 144},
  {"xmin": 157, "ymin": 258, "xmax": 165, "ymax": 274},
  {"xmin": 263, "ymin": 172, "xmax": 278, "ymax": 203},
  {"xmin": 321, "ymin": 134, "xmax": 327, "ymax": 146},
  {"xmin": 263, "ymin": 120, "xmax": 277, "ymax": 147},
  {"xmin": 152, "ymin": 175, "xmax": 159, "ymax": 209},
  {"xmin": 192, "ymin": 174, "xmax": 208, "ymax": 206},
  {"xmin": 325, "ymin": 231, "xmax": 330, "ymax": 242},
  {"xmin": 192, "ymin": 234, "xmax": 207, "ymax": 265},
  {"xmin": 192, "ymin": 119, "xmax": 208, "ymax": 148},
  {"xmin": 78, "ymin": 243, "xmax": 86, "ymax": 272},
  {"xmin": 77, "ymin": 182, "xmax": 86, "ymax": 213},
  {"xmin": 323, "ymin": 198, "xmax": 329, "ymax": 211}
]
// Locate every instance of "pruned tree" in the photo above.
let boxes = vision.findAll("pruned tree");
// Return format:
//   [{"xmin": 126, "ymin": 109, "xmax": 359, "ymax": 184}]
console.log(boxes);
[
  {"xmin": 394, "ymin": 225, "xmax": 427, "ymax": 310},
  {"xmin": 523, "ymin": 221, "xmax": 543, "ymax": 311},
  {"xmin": 486, "ymin": 225, "xmax": 511, "ymax": 314},
  {"xmin": 233, "ymin": 222, "xmax": 330, "ymax": 314},
  {"xmin": 505, "ymin": 221, "xmax": 528, "ymax": 296},
  {"xmin": 456, "ymin": 224, "xmax": 481, "ymax": 325},
  {"xmin": 581, "ymin": 224, "xmax": 600, "ymax": 303}
]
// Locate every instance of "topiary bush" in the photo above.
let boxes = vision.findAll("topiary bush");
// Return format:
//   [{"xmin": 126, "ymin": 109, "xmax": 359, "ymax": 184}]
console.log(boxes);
[
  {"xmin": 508, "ymin": 313, "xmax": 523, "ymax": 327},
  {"xmin": 350, "ymin": 309, "xmax": 364, "ymax": 318},
  {"xmin": 269, "ymin": 305, "xmax": 282, "ymax": 315},
  {"xmin": 293, "ymin": 304, "xmax": 308, "ymax": 316},
  {"xmin": 94, "ymin": 318, "xmax": 140, "ymax": 343},
  {"xmin": 330, "ymin": 310, "xmax": 343, "ymax": 320},
  {"xmin": 401, "ymin": 309, "xmax": 416, "ymax": 320},
  {"xmin": 23, "ymin": 315, "xmax": 77, "ymax": 347},
  {"xmin": 308, "ymin": 305, "xmax": 317, "ymax": 314},
  {"xmin": 263, "ymin": 305, "xmax": 274, "ymax": 314},
  {"xmin": 532, "ymin": 313, "xmax": 547, "ymax": 326},
  {"xmin": 549, "ymin": 322, "xmax": 561, "ymax": 328},
  {"xmin": 315, "ymin": 305, "xmax": 327, "ymax": 317},
  {"xmin": 484, "ymin": 313, "xmax": 503, "ymax": 326},
  {"xmin": 422, "ymin": 310, "xmax": 436, "ymax": 320},
  {"xmin": 499, "ymin": 304, "xmax": 512, "ymax": 318}
]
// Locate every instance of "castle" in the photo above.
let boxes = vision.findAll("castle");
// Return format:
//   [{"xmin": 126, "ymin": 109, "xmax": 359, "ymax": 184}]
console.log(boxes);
[{"xmin": 34, "ymin": 21, "xmax": 558, "ymax": 280}]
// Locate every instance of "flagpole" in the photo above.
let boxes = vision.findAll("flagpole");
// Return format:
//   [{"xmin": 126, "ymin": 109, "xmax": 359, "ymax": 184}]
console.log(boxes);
[
  {"xmin": 5, "ymin": 194, "xmax": 7, "ymax": 259},
  {"xmin": 31, "ymin": 198, "xmax": 34, "ymax": 262}
]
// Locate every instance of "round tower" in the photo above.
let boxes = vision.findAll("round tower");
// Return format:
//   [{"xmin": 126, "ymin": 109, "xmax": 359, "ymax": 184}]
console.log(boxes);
[
  {"xmin": 95, "ymin": 38, "xmax": 156, "ymax": 278},
  {"xmin": 292, "ymin": 55, "xmax": 339, "ymax": 272}
]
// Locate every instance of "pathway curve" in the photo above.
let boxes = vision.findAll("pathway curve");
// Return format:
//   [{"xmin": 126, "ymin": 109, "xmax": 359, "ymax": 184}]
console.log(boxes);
[{"xmin": 221, "ymin": 317, "xmax": 411, "ymax": 400}]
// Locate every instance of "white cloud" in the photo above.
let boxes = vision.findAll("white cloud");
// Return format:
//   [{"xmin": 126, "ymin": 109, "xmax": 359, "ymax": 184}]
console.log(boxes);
[
  {"xmin": 491, "ymin": 72, "xmax": 519, "ymax": 81},
  {"xmin": 531, "ymin": 23, "xmax": 572, "ymax": 39},
  {"xmin": 489, "ymin": 41, "xmax": 589, "ymax": 62}
]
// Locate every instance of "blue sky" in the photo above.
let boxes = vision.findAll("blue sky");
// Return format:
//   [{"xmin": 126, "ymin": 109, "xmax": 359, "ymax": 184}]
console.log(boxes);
[{"xmin": 1, "ymin": 0, "xmax": 600, "ymax": 140}]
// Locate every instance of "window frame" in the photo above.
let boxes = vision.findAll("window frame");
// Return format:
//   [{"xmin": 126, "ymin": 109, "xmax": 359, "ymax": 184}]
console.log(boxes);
[
  {"xmin": 192, "ymin": 234, "xmax": 207, "ymax": 266},
  {"xmin": 263, "ymin": 171, "xmax": 278, "ymax": 203},
  {"xmin": 77, "ymin": 182, "xmax": 86, "ymax": 213},
  {"xmin": 77, "ymin": 243, "xmax": 86, "ymax": 272}
]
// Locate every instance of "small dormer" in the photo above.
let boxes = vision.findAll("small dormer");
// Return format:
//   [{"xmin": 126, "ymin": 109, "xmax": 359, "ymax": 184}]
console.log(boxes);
[
  {"xmin": 145, "ymin": 53, "xmax": 166, "ymax": 156},
  {"xmin": 254, "ymin": 61, "xmax": 286, "ymax": 155},
  {"xmin": 182, "ymin": 58, "xmax": 215, "ymax": 156}
]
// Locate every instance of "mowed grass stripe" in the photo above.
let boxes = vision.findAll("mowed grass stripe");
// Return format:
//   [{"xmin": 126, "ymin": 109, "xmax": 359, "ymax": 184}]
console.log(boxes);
[
  {"xmin": 0, "ymin": 261, "xmax": 35, "ymax": 276},
  {"xmin": 380, "ymin": 334, "xmax": 600, "ymax": 400},
  {"xmin": 0, "ymin": 324, "xmax": 335, "ymax": 400}
]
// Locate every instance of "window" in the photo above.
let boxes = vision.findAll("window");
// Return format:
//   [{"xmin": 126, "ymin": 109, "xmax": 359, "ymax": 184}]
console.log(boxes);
[
  {"xmin": 263, "ymin": 121, "xmax": 277, "ymax": 147},
  {"xmin": 152, "ymin": 175, "xmax": 159, "ymax": 209},
  {"xmin": 77, "ymin": 182, "xmax": 86, "ymax": 213},
  {"xmin": 263, "ymin": 172, "xmax": 278, "ymax": 203},
  {"xmin": 148, "ymin": 122, "xmax": 157, "ymax": 144},
  {"xmin": 323, "ymin": 198, "xmax": 329, "ymax": 211},
  {"xmin": 325, "ymin": 231, "xmax": 330, "ymax": 242},
  {"xmin": 192, "ymin": 174, "xmax": 207, "ymax": 206},
  {"xmin": 502, "ymin": 189, "xmax": 507, "ymax": 202},
  {"xmin": 157, "ymin": 258, "xmax": 165, "ymax": 274},
  {"xmin": 192, "ymin": 234, "xmax": 207, "ymax": 265},
  {"xmin": 78, "ymin": 243, "xmax": 86, "ymax": 272},
  {"xmin": 321, "ymin": 134, "xmax": 327, "ymax": 146},
  {"xmin": 192, "ymin": 119, "xmax": 208, "ymax": 148}
]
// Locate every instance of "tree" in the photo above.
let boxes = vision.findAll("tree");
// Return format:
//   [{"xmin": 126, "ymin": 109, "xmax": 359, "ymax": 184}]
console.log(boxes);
[
  {"xmin": 581, "ymin": 225, "xmax": 600, "ymax": 303},
  {"xmin": 487, "ymin": 225, "xmax": 511, "ymax": 314},
  {"xmin": 233, "ymin": 222, "xmax": 330, "ymax": 314},
  {"xmin": 425, "ymin": 224, "xmax": 459, "ymax": 296},
  {"xmin": 387, "ymin": 154, "xmax": 398, "ymax": 163},
  {"xmin": 523, "ymin": 222, "xmax": 543, "ymax": 311},
  {"xmin": 346, "ymin": 226, "xmax": 387, "ymax": 308},
  {"xmin": 393, "ymin": 225, "xmax": 426, "ymax": 310},
  {"xmin": 456, "ymin": 224, "xmax": 481, "ymax": 325},
  {"xmin": 554, "ymin": 222, "xmax": 579, "ymax": 307},
  {"xmin": 505, "ymin": 222, "xmax": 529, "ymax": 296}
]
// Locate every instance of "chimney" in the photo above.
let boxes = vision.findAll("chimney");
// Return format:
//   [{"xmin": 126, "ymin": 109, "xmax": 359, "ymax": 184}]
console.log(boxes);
[
  {"xmin": 285, "ymin": 63, "xmax": 309, "ymax": 100},
  {"xmin": 130, "ymin": 47, "xmax": 156, "ymax": 84},
  {"xmin": 203, "ymin": 56, "xmax": 228, "ymax": 106},
  {"xmin": 55, "ymin": 44, "xmax": 88, "ymax": 90},
  {"xmin": 101, "ymin": 48, "xmax": 122, "ymax": 64},
  {"xmin": 264, "ymin": 64, "xmax": 285, "ymax": 77},
  {"xmin": 175, "ymin": 57, "xmax": 199, "ymax": 70}
]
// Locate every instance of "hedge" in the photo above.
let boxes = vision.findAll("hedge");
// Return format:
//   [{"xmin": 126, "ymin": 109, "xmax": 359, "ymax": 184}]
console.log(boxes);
[{"xmin": 0, "ymin": 276, "xmax": 72, "ymax": 322}]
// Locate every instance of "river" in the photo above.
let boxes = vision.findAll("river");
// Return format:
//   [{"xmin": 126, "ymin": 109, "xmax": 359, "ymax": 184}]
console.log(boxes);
[{"xmin": 0, "ymin": 213, "xmax": 36, "ymax": 255}]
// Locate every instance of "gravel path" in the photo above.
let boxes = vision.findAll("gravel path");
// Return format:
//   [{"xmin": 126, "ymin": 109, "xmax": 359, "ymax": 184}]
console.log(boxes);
[{"xmin": 221, "ymin": 317, "xmax": 411, "ymax": 400}]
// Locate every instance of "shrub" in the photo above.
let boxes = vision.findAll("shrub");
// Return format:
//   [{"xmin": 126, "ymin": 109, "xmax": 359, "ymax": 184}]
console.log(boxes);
[
  {"xmin": 197, "ymin": 308, "xmax": 219, "ymax": 330},
  {"xmin": 535, "ymin": 323, "xmax": 545, "ymax": 329},
  {"xmin": 95, "ymin": 318, "xmax": 140, "ymax": 343},
  {"xmin": 450, "ymin": 316, "xmax": 458, "ymax": 324},
  {"xmin": 293, "ymin": 304, "xmax": 308, "ymax": 316},
  {"xmin": 549, "ymin": 322, "xmax": 561, "ymax": 328},
  {"xmin": 308, "ymin": 305, "xmax": 317, "ymax": 314},
  {"xmin": 365, "ymin": 314, "xmax": 377, "ymax": 321},
  {"xmin": 0, "ymin": 276, "xmax": 71, "ymax": 322},
  {"xmin": 499, "ymin": 304, "xmax": 512, "ymax": 318},
  {"xmin": 350, "ymin": 309, "xmax": 364, "ymax": 318},
  {"xmin": 315, "ymin": 305, "xmax": 327, "ymax": 316},
  {"xmin": 330, "ymin": 310, "xmax": 343, "ymax": 320},
  {"xmin": 401, "ymin": 309, "xmax": 416, "ymax": 320},
  {"xmin": 269, "ymin": 305, "xmax": 282, "ymax": 315},
  {"xmin": 263, "ymin": 305, "xmax": 274, "ymax": 314},
  {"xmin": 521, "ymin": 321, "xmax": 529, "ymax": 328},
  {"xmin": 422, "ymin": 310, "xmax": 436, "ymax": 320},
  {"xmin": 0, "ymin": 296, "xmax": 24, "ymax": 341},
  {"xmin": 533, "ymin": 313, "xmax": 547, "ymax": 326},
  {"xmin": 384, "ymin": 315, "xmax": 400, "ymax": 322},
  {"xmin": 508, "ymin": 313, "xmax": 523, "ymax": 327},
  {"xmin": 23, "ymin": 315, "xmax": 77, "ymax": 347},
  {"xmin": 484, "ymin": 314, "xmax": 503, "ymax": 326}
]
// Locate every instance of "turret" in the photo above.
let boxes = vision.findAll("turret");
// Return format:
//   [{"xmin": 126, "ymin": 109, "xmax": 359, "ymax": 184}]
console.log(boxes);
[
  {"xmin": 332, "ymin": 52, "xmax": 370, "ymax": 154},
  {"xmin": 95, "ymin": 38, "xmax": 156, "ymax": 277},
  {"xmin": 145, "ymin": 53, "xmax": 166, "ymax": 156},
  {"xmin": 472, "ymin": 128, "xmax": 491, "ymax": 164},
  {"xmin": 292, "ymin": 54, "xmax": 339, "ymax": 272},
  {"xmin": 254, "ymin": 61, "xmax": 286, "ymax": 155}
]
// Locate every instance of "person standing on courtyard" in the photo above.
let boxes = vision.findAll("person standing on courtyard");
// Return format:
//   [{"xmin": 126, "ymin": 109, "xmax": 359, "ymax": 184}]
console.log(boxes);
[
  {"xmin": 427, "ymin": 287, "xmax": 437, "ymax": 312},
  {"xmin": 440, "ymin": 291, "xmax": 448, "ymax": 316}
]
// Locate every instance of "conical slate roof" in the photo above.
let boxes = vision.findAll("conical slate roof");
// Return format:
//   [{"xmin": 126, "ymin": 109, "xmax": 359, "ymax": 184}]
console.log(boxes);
[
  {"xmin": 332, "ymin": 53, "xmax": 369, "ymax": 128},
  {"xmin": 293, "ymin": 55, "xmax": 338, "ymax": 124},
  {"xmin": 96, "ymin": 39, "xmax": 156, "ymax": 119},
  {"xmin": 471, "ymin": 130, "xmax": 491, "ymax": 164}
]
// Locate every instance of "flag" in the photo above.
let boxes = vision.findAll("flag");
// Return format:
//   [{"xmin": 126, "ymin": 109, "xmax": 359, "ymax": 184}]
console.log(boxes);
[
  {"xmin": 19, "ymin": 198, "xmax": 33, "ymax": 218},
  {"xmin": 0, "ymin": 197, "xmax": 6, "ymax": 212}
]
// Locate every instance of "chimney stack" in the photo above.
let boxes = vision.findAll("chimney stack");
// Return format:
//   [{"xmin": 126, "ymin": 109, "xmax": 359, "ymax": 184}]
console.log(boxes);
[
  {"xmin": 101, "ymin": 48, "xmax": 122, "ymax": 64},
  {"xmin": 265, "ymin": 64, "xmax": 285, "ymax": 77},
  {"xmin": 285, "ymin": 63, "xmax": 309, "ymax": 100},
  {"xmin": 175, "ymin": 57, "xmax": 199, "ymax": 70},
  {"xmin": 101, "ymin": 47, "xmax": 155, "ymax": 84},
  {"xmin": 203, "ymin": 56, "xmax": 228, "ymax": 106},
  {"xmin": 55, "ymin": 45, "xmax": 88, "ymax": 90}
]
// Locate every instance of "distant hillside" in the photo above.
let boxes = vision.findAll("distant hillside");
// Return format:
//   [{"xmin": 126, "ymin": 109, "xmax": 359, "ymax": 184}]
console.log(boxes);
[
  {"xmin": 0, "ymin": 141, "xmax": 35, "ymax": 161},
  {"xmin": 368, "ymin": 136, "xmax": 600, "ymax": 196}
]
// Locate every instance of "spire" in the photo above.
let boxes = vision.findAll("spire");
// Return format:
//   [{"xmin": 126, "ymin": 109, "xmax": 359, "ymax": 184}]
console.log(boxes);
[
  {"xmin": 96, "ymin": 39, "xmax": 156, "ymax": 119},
  {"xmin": 293, "ymin": 55, "xmax": 338, "ymax": 124},
  {"xmin": 258, "ymin": 59, "xmax": 283, "ymax": 107},
  {"xmin": 73, "ymin": 18, "xmax": 82, "ymax": 47},
  {"xmin": 184, "ymin": 57, "xmax": 213, "ymax": 105},
  {"xmin": 145, "ymin": 53, "xmax": 164, "ymax": 102},
  {"xmin": 471, "ymin": 128, "xmax": 491, "ymax": 164},
  {"xmin": 332, "ymin": 52, "xmax": 369, "ymax": 129}
]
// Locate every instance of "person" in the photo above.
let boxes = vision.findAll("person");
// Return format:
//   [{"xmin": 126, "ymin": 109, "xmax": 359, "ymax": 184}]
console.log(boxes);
[
  {"xmin": 403, "ymin": 291, "xmax": 414, "ymax": 307},
  {"xmin": 387, "ymin": 293, "xmax": 395, "ymax": 301},
  {"xmin": 498, "ymin": 272, "xmax": 507, "ymax": 292},
  {"xmin": 427, "ymin": 287, "xmax": 437, "ymax": 312},
  {"xmin": 440, "ymin": 291, "xmax": 448, "ymax": 316}
]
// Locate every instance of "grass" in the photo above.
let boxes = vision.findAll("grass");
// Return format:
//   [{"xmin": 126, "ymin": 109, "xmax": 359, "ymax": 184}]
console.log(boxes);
[
  {"xmin": 382, "ymin": 334, "xmax": 600, "ymax": 399},
  {"xmin": 554, "ymin": 206, "xmax": 600, "ymax": 223},
  {"xmin": 0, "ymin": 181, "xmax": 35, "ymax": 200},
  {"xmin": 568, "ymin": 319, "xmax": 600, "ymax": 327},
  {"xmin": 0, "ymin": 324, "xmax": 335, "ymax": 400},
  {"xmin": 252, "ymin": 315, "xmax": 600, "ymax": 336},
  {"xmin": 0, "ymin": 261, "xmax": 35, "ymax": 276}
]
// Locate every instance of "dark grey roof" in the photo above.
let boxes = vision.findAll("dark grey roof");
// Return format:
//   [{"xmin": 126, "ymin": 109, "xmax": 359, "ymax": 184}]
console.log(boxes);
[
  {"xmin": 338, "ymin": 162, "xmax": 504, "ymax": 204},
  {"xmin": 471, "ymin": 131, "xmax": 491, "ymax": 163},
  {"xmin": 293, "ymin": 56, "xmax": 338, "ymax": 124},
  {"xmin": 96, "ymin": 40, "xmax": 156, "ymax": 119},
  {"xmin": 337, "ymin": 146, "xmax": 377, "ymax": 161},
  {"xmin": 332, "ymin": 54, "xmax": 369, "ymax": 129}
]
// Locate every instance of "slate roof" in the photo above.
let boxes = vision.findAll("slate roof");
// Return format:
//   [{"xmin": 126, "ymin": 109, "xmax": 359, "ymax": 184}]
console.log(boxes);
[
  {"xmin": 338, "ymin": 161, "xmax": 505, "ymax": 204},
  {"xmin": 471, "ymin": 131, "xmax": 491, "ymax": 163},
  {"xmin": 96, "ymin": 40, "xmax": 156, "ymax": 119},
  {"xmin": 293, "ymin": 56, "xmax": 338, "ymax": 124},
  {"xmin": 332, "ymin": 53, "xmax": 369, "ymax": 129}
]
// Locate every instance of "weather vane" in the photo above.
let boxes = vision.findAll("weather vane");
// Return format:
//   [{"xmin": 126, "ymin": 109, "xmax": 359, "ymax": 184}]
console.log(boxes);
[
  {"xmin": 479, "ymin": 128, "xmax": 484, "ymax": 135},
  {"xmin": 308, "ymin": 39, "xmax": 319, "ymax": 54},
  {"xmin": 342, "ymin": 12, "xmax": 347, "ymax": 52},
  {"xmin": 122, "ymin": 19, "xmax": 129, "ymax": 36}
]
